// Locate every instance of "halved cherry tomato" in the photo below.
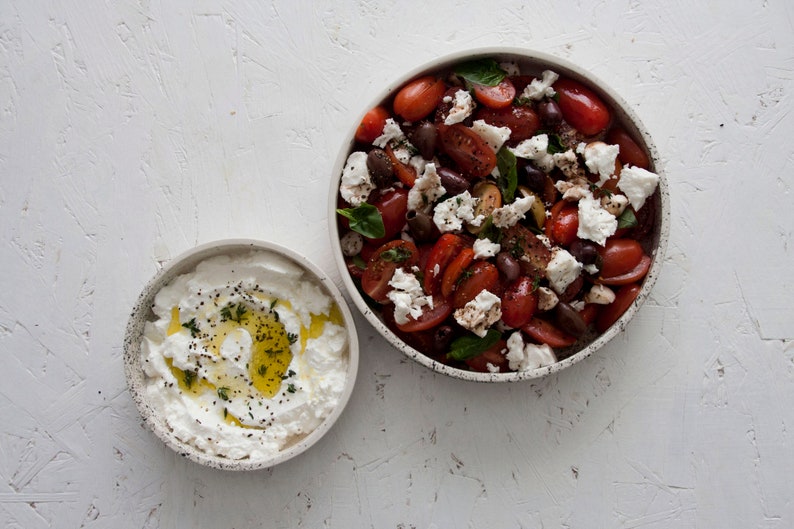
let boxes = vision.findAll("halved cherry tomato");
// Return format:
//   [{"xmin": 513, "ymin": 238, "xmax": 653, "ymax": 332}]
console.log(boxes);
[
  {"xmin": 385, "ymin": 144, "xmax": 417, "ymax": 187},
  {"xmin": 393, "ymin": 76, "xmax": 447, "ymax": 122},
  {"xmin": 501, "ymin": 275, "xmax": 539, "ymax": 328},
  {"xmin": 440, "ymin": 247, "xmax": 475, "ymax": 298},
  {"xmin": 395, "ymin": 295, "xmax": 453, "ymax": 332},
  {"xmin": 546, "ymin": 201, "xmax": 579, "ymax": 247},
  {"xmin": 597, "ymin": 239, "xmax": 644, "ymax": 278},
  {"xmin": 595, "ymin": 283, "xmax": 641, "ymax": 333},
  {"xmin": 475, "ymin": 105, "xmax": 540, "ymax": 142},
  {"xmin": 464, "ymin": 338, "xmax": 509, "ymax": 373},
  {"xmin": 424, "ymin": 234, "xmax": 467, "ymax": 294},
  {"xmin": 521, "ymin": 317, "xmax": 577, "ymax": 348},
  {"xmin": 368, "ymin": 188, "xmax": 409, "ymax": 246},
  {"xmin": 578, "ymin": 303, "xmax": 601, "ymax": 326},
  {"xmin": 472, "ymin": 78, "xmax": 516, "ymax": 109},
  {"xmin": 452, "ymin": 261, "xmax": 499, "ymax": 308},
  {"xmin": 355, "ymin": 106, "xmax": 390, "ymax": 144},
  {"xmin": 606, "ymin": 127, "xmax": 650, "ymax": 170},
  {"xmin": 501, "ymin": 224, "xmax": 551, "ymax": 277},
  {"xmin": 554, "ymin": 77, "xmax": 611, "ymax": 136},
  {"xmin": 598, "ymin": 254, "xmax": 651, "ymax": 286},
  {"xmin": 438, "ymin": 123, "xmax": 497, "ymax": 178},
  {"xmin": 361, "ymin": 240, "xmax": 419, "ymax": 303}
]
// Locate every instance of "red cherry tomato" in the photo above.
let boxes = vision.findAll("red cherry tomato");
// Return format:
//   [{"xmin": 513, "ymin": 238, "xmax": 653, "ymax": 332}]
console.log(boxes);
[
  {"xmin": 578, "ymin": 303, "xmax": 601, "ymax": 326},
  {"xmin": 597, "ymin": 239, "xmax": 644, "ymax": 278},
  {"xmin": 452, "ymin": 261, "xmax": 500, "ymax": 309},
  {"xmin": 546, "ymin": 201, "xmax": 579, "ymax": 247},
  {"xmin": 385, "ymin": 144, "xmax": 417, "ymax": 187},
  {"xmin": 361, "ymin": 240, "xmax": 419, "ymax": 303},
  {"xmin": 367, "ymin": 188, "xmax": 409, "ymax": 246},
  {"xmin": 606, "ymin": 127, "xmax": 650, "ymax": 170},
  {"xmin": 424, "ymin": 234, "xmax": 468, "ymax": 294},
  {"xmin": 393, "ymin": 76, "xmax": 447, "ymax": 122},
  {"xmin": 595, "ymin": 283, "xmax": 642, "ymax": 333},
  {"xmin": 598, "ymin": 254, "xmax": 651, "ymax": 285},
  {"xmin": 438, "ymin": 123, "xmax": 497, "ymax": 178},
  {"xmin": 521, "ymin": 317, "xmax": 577, "ymax": 348},
  {"xmin": 554, "ymin": 77, "xmax": 611, "ymax": 136},
  {"xmin": 472, "ymin": 78, "xmax": 516, "ymax": 109},
  {"xmin": 395, "ymin": 295, "xmax": 453, "ymax": 332},
  {"xmin": 475, "ymin": 105, "xmax": 540, "ymax": 142},
  {"xmin": 464, "ymin": 338, "xmax": 509, "ymax": 373},
  {"xmin": 440, "ymin": 247, "xmax": 475, "ymax": 298},
  {"xmin": 355, "ymin": 106, "xmax": 390, "ymax": 144},
  {"xmin": 500, "ymin": 275, "xmax": 539, "ymax": 328}
]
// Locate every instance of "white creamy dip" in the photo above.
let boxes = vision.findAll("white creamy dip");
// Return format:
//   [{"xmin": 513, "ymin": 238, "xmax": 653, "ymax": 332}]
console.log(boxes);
[{"xmin": 140, "ymin": 250, "xmax": 349, "ymax": 461}]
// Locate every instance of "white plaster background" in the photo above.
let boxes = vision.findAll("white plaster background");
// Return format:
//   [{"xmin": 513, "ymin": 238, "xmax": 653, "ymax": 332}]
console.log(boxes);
[{"xmin": 1, "ymin": 0, "xmax": 792, "ymax": 527}]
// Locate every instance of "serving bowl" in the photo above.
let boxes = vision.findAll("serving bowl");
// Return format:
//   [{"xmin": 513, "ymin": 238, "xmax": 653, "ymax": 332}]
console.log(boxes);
[
  {"xmin": 124, "ymin": 239, "xmax": 359, "ymax": 470},
  {"xmin": 329, "ymin": 47, "xmax": 669, "ymax": 382}
]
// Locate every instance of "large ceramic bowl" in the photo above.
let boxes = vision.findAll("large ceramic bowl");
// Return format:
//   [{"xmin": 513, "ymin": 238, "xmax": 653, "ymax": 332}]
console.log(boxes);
[
  {"xmin": 329, "ymin": 47, "xmax": 669, "ymax": 382},
  {"xmin": 124, "ymin": 239, "xmax": 359, "ymax": 470}
]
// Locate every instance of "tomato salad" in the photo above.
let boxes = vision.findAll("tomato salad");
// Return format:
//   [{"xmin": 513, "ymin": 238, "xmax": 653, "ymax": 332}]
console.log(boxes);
[{"xmin": 335, "ymin": 58, "xmax": 660, "ymax": 374}]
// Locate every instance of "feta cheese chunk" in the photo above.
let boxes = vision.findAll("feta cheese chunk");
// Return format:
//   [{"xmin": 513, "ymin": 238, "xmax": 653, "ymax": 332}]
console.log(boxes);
[
  {"xmin": 473, "ymin": 238, "xmax": 501, "ymax": 259},
  {"xmin": 387, "ymin": 268, "xmax": 434, "ymax": 325},
  {"xmin": 545, "ymin": 248, "xmax": 582, "ymax": 294},
  {"xmin": 552, "ymin": 149, "xmax": 582, "ymax": 179},
  {"xmin": 509, "ymin": 134, "xmax": 555, "ymax": 172},
  {"xmin": 536, "ymin": 286, "xmax": 559, "ymax": 311},
  {"xmin": 521, "ymin": 70, "xmax": 559, "ymax": 101},
  {"xmin": 618, "ymin": 165, "xmax": 660, "ymax": 211},
  {"xmin": 601, "ymin": 193, "xmax": 629, "ymax": 217},
  {"xmin": 583, "ymin": 142, "xmax": 620, "ymax": 185},
  {"xmin": 577, "ymin": 191, "xmax": 618, "ymax": 246},
  {"xmin": 372, "ymin": 118, "xmax": 406, "ymax": 148},
  {"xmin": 408, "ymin": 163, "xmax": 446, "ymax": 213},
  {"xmin": 491, "ymin": 195, "xmax": 535, "ymax": 228},
  {"xmin": 444, "ymin": 89, "xmax": 475, "ymax": 125},
  {"xmin": 339, "ymin": 151, "xmax": 374, "ymax": 207},
  {"xmin": 453, "ymin": 290, "xmax": 502, "ymax": 338},
  {"xmin": 433, "ymin": 191, "xmax": 484, "ymax": 233},
  {"xmin": 471, "ymin": 119, "xmax": 512, "ymax": 153},
  {"xmin": 585, "ymin": 284, "xmax": 616, "ymax": 305},
  {"xmin": 504, "ymin": 331, "xmax": 557, "ymax": 371}
]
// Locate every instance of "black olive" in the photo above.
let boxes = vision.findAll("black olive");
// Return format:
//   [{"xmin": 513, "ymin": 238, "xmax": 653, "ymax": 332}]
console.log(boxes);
[
  {"xmin": 554, "ymin": 302, "xmax": 587, "ymax": 337},
  {"xmin": 433, "ymin": 325, "xmax": 454, "ymax": 353},
  {"xmin": 405, "ymin": 210, "xmax": 439, "ymax": 243},
  {"xmin": 523, "ymin": 163, "xmax": 546, "ymax": 194},
  {"xmin": 437, "ymin": 167, "xmax": 469, "ymax": 196},
  {"xmin": 495, "ymin": 252, "xmax": 521, "ymax": 282},
  {"xmin": 409, "ymin": 121, "xmax": 438, "ymax": 161},
  {"xmin": 538, "ymin": 99, "xmax": 563, "ymax": 126},
  {"xmin": 568, "ymin": 240, "xmax": 600, "ymax": 266},
  {"xmin": 366, "ymin": 148, "xmax": 394, "ymax": 188}
]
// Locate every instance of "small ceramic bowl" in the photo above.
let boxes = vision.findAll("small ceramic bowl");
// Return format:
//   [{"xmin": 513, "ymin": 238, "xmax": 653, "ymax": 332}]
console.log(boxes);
[
  {"xmin": 124, "ymin": 239, "xmax": 359, "ymax": 470},
  {"xmin": 328, "ymin": 47, "xmax": 669, "ymax": 382}
]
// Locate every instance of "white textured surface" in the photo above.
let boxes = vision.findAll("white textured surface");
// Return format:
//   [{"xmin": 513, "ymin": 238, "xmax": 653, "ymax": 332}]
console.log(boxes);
[{"xmin": 1, "ymin": 1, "xmax": 793, "ymax": 527}]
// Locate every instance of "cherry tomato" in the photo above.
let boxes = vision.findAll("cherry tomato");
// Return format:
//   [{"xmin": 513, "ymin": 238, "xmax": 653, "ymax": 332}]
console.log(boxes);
[
  {"xmin": 361, "ymin": 240, "xmax": 419, "ymax": 303},
  {"xmin": 438, "ymin": 123, "xmax": 497, "ymax": 178},
  {"xmin": 501, "ymin": 275, "xmax": 539, "ymax": 328},
  {"xmin": 546, "ymin": 201, "xmax": 579, "ymax": 247},
  {"xmin": 475, "ymin": 105, "xmax": 540, "ymax": 142},
  {"xmin": 355, "ymin": 106, "xmax": 390, "ymax": 144},
  {"xmin": 597, "ymin": 239, "xmax": 644, "ymax": 278},
  {"xmin": 393, "ymin": 76, "xmax": 447, "ymax": 122},
  {"xmin": 501, "ymin": 224, "xmax": 551, "ymax": 277},
  {"xmin": 424, "ymin": 234, "xmax": 468, "ymax": 294},
  {"xmin": 367, "ymin": 188, "xmax": 409, "ymax": 246},
  {"xmin": 440, "ymin": 247, "xmax": 475, "ymax": 298},
  {"xmin": 453, "ymin": 261, "xmax": 499, "ymax": 309},
  {"xmin": 395, "ymin": 295, "xmax": 453, "ymax": 332},
  {"xmin": 595, "ymin": 283, "xmax": 641, "ymax": 333},
  {"xmin": 464, "ymin": 338, "xmax": 509, "ymax": 373},
  {"xmin": 598, "ymin": 254, "xmax": 651, "ymax": 285},
  {"xmin": 606, "ymin": 127, "xmax": 650, "ymax": 170},
  {"xmin": 521, "ymin": 317, "xmax": 577, "ymax": 348},
  {"xmin": 578, "ymin": 303, "xmax": 601, "ymax": 326},
  {"xmin": 472, "ymin": 78, "xmax": 516, "ymax": 109},
  {"xmin": 554, "ymin": 77, "xmax": 611, "ymax": 136},
  {"xmin": 385, "ymin": 144, "xmax": 417, "ymax": 187}
]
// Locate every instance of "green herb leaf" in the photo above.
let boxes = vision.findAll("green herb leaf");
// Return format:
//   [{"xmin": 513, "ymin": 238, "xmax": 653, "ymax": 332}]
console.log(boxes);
[
  {"xmin": 496, "ymin": 147, "xmax": 518, "ymax": 203},
  {"xmin": 617, "ymin": 207, "xmax": 638, "ymax": 229},
  {"xmin": 287, "ymin": 332, "xmax": 299, "ymax": 345},
  {"xmin": 447, "ymin": 329, "xmax": 502, "ymax": 361},
  {"xmin": 352, "ymin": 254, "xmax": 367, "ymax": 270},
  {"xmin": 183, "ymin": 370, "xmax": 196, "ymax": 389},
  {"xmin": 543, "ymin": 132, "xmax": 567, "ymax": 155},
  {"xmin": 477, "ymin": 217, "xmax": 503, "ymax": 244},
  {"xmin": 454, "ymin": 58, "xmax": 506, "ymax": 87},
  {"xmin": 287, "ymin": 383, "xmax": 297, "ymax": 394},
  {"xmin": 182, "ymin": 318, "xmax": 200, "ymax": 338},
  {"xmin": 257, "ymin": 364, "xmax": 268, "ymax": 376},
  {"xmin": 336, "ymin": 203, "xmax": 386, "ymax": 239},
  {"xmin": 217, "ymin": 386, "xmax": 230, "ymax": 401},
  {"xmin": 380, "ymin": 246, "xmax": 413, "ymax": 263}
]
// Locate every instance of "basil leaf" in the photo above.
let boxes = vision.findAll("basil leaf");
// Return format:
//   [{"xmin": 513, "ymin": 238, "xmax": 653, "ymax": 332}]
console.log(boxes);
[
  {"xmin": 496, "ymin": 147, "xmax": 518, "ymax": 203},
  {"xmin": 477, "ymin": 216, "xmax": 503, "ymax": 244},
  {"xmin": 336, "ymin": 203, "xmax": 385, "ymax": 239},
  {"xmin": 447, "ymin": 329, "xmax": 502, "ymax": 361},
  {"xmin": 544, "ymin": 133, "xmax": 567, "ymax": 155},
  {"xmin": 454, "ymin": 59, "xmax": 506, "ymax": 87},
  {"xmin": 617, "ymin": 207, "xmax": 638, "ymax": 229}
]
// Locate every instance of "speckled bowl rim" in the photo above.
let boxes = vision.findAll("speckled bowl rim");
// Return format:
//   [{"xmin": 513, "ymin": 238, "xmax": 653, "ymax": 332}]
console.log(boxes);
[
  {"xmin": 328, "ymin": 46, "xmax": 669, "ymax": 383},
  {"xmin": 123, "ymin": 239, "xmax": 360, "ymax": 470}
]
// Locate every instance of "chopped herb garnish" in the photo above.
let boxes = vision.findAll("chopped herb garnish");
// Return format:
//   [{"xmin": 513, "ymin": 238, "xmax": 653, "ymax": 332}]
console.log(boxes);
[
  {"xmin": 270, "ymin": 299, "xmax": 278, "ymax": 309},
  {"xmin": 223, "ymin": 407, "xmax": 228, "ymax": 419},
  {"xmin": 287, "ymin": 383, "xmax": 297, "ymax": 394},
  {"xmin": 183, "ymin": 370, "xmax": 196, "ymax": 389},
  {"xmin": 336, "ymin": 203, "xmax": 386, "ymax": 239},
  {"xmin": 380, "ymin": 246, "xmax": 413, "ymax": 263},
  {"xmin": 287, "ymin": 332, "xmax": 299, "ymax": 345},
  {"xmin": 182, "ymin": 318, "xmax": 200, "ymax": 338},
  {"xmin": 281, "ymin": 369, "xmax": 297, "ymax": 380},
  {"xmin": 220, "ymin": 303, "xmax": 247, "ymax": 323},
  {"xmin": 217, "ymin": 386, "xmax": 230, "ymax": 401},
  {"xmin": 531, "ymin": 275, "xmax": 541, "ymax": 292},
  {"xmin": 257, "ymin": 364, "xmax": 268, "ymax": 376}
]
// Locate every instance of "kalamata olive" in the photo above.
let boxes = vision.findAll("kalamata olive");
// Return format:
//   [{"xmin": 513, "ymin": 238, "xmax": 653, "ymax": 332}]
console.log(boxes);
[
  {"xmin": 405, "ymin": 210, "xmax": 438, "ymax": 242},
  {"xmin": 523, "ymin": 163, "xmax": 546, "ymax": 194},
  {"xmin": 495, "ymin": 252, "xmax": 521, "ymax": 282},
  {"xmin": 568, "ymin": 239, "xmax": 600, "ymax": 266},
  {"xmin": 437, "ymin": 166, "xmax": 469, "ymax": 196},
  {"xmin": 409, "ymin": 121, "xmax": 438, "ymax": 160},
  {"xmin": 366, "ymin": 148, "xmax": 394, "ymax": 187},
  {"xmin": 554, "ymin": 301, "xmax": 587, "ymax": 337},
  {"xmin": 433, "ymin": 325, "xmax": 454, "ymax": 353},
  {"xmin": 537, "ymin": 99, "xmax": 563, "ymax": 126}
]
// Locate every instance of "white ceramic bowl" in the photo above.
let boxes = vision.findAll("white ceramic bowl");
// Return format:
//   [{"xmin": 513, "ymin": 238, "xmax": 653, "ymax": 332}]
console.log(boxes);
[
  {"xmin": 124, "ymin": 239, "xmax": 359, "ymax": 470},
  {"xmin": 329, "ymin": 47, "xmax": 669, "ymax": 383}
]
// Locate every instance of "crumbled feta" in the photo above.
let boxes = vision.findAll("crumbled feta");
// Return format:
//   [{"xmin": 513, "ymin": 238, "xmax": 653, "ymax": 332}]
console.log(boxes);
[
  {"xmin": 433, "ymin": 191, "xmax": 484, "ymax": 233},
  {"xmin": 408, "ymin": 155, "xmax": 427, "ymax": 176},
  {"xmin": 372, "ymin": 118, "xmax": 406, "ymax": 148},
  {"xmin": 504, "ymin": 331, "xmax": 557, "ymax": 371},
  {"xmin": 536, "ymin": 286, "xmax": 559, "ymax": 311},
  {"xmin": 585, "ymin": 284, "xmax": 616, "ymax": 305},
  {"xmin": 471, "ymin": 119, "xmax": 512, "ymax": 153},
  {"xmin": 545, "ymin": 248, "xmax": 582, "ymax": 294},
  {"xmin": 499, "ymin": 61, "xmax": 521, "ymax": 77},
  {"xmin": 339, "ymin": 151, "xmax": 374, "ymax": 207},
  {"xmin": 391, "ymin": 143, "xmax": 413, "ymax": 165},
  {"xmin": 553, "ymin": 149, "xmax": 582, "ymax": 179},
  {"xmin": 509, "ymin": 134, "xmax": 555, "ymax": 172},
  {"xmin": 408, "ymin": 163, "xmax": 446, "ymax": 212},
  {"xmin": 583, "ymin": 142, "xmax": 620, "ymax": 185},
  {"xmin": 473, "ymin": 238, "xmax": 501, "ymax": 259},
  {"xmin": 618, "ymin": 165, "xmax": 660, "ymax": 211},
  {"xmin": 577, "ymin": 191, "xmax": 617, "ymax": 246},
  {"xmin": 555, "ymin": 178, "xmax": 590, "ymax": 202},
  {"xmin": 601, "ymin": 193, "xmax": 629, "ymax": 217},
  {"xmin": 521, "ymin": 70, "xmax": 559, "ymax": 101},
  {"xmin": 339, "ymin": 231, "xmax": 364, "ymax": 257},
  {"xmin": 387, "ymin": 268, "xmax": 434, "ymax": 325},
  {"xmin": 453, "ymin": 290, "xmax": 502, "ymax": 338},
  {"xmin": 491, "ymin": 195, "xmax": 535, "ymax": 228},
  {"xmin": 444, "ymin": 89, "xmax": 475, "ymax": 125},
  {"xmin": 486, "ymin": 362, "xmax": 501, "ymax": 373}
]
